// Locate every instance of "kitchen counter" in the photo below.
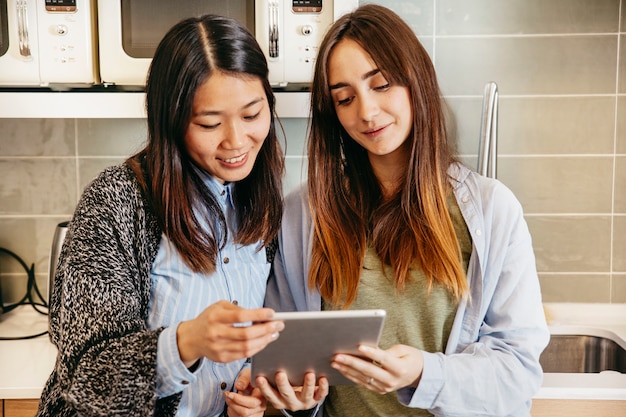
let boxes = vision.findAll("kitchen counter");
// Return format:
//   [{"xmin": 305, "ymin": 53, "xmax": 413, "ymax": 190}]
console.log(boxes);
[
  {"xmin": 1, "ymin": 303, "xmax": 625, "ymax": 401},
  {"xmin": 0, "ymin": 305, "xmax": 56, "ymax": 399},
  {"xmin": 536, "ymin": 302, "xmax": 626, "ymax": 400}
]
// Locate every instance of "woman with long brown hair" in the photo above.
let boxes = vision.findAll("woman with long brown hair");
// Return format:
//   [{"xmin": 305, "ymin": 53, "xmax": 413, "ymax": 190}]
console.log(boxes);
[{"xmin": 261, "ymin": 4, "xmax": 549, "ymax": 416}]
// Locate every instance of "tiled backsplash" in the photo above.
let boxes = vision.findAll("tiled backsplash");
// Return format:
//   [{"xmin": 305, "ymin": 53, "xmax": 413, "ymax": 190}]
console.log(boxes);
[{"xmin": 0, "ymin": 0, "xmax": 624, "ymax": 304}]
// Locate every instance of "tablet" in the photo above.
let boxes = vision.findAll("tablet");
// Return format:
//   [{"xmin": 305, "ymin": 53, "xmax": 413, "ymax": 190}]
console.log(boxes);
[{"xmin": 251, "ymin": 309, "xmax": 386, "ymax": 387}]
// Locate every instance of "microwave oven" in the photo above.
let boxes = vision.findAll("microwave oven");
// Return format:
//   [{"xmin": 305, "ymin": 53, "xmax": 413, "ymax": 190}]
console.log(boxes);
[
  {"xmin": 97, "ymin": 0, "xmax": 359, "ymax": 87},
  {"xmin": 0, "ymin": 0, "xmax": 98, "ymax": 87}
]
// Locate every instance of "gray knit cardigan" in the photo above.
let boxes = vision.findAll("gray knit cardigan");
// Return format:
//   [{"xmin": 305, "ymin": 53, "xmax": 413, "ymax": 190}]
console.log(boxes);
[{"xmin": 37, "ymin": 163, "xmax": 181, "ymax": 416}]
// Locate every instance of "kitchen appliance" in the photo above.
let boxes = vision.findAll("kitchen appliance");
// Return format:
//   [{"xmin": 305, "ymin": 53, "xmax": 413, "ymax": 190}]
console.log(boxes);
[
  {"xmin": 0, "ymin": 0, "xmax": 99, "ymax": 87},
  {"xmin": 48, "ymin": 220, "xmax": 68, "ymax": 303},
  {"xmin": 96, "ymin": 0, "xmax": 358, "ymax": 87}
]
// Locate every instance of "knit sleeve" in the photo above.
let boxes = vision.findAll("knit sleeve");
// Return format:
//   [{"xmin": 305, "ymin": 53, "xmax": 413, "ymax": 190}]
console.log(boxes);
[{"xmin": 42, "ymin": 164, "xmax": 181, "ymax": 416}]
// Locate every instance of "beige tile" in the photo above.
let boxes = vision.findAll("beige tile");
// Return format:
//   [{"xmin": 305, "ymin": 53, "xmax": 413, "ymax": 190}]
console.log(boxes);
[
  {"xmin": 498, "ymin": 97, "xmax": 615, "ymax": 155},
  {"xmin": 526, "ymin": 215, "xmax": 611, "ymax": 272},
  {"xmin": 0, "ymin": 217, "xmax": 67, "ymax": 302},
  {"xmin": 498, "ymin": 157, "xmax": 613, "ymax": 214},
  {"xmin": 618, "ymin": 34, "xmax": 626, "ymax": 94},
  {"xmin": 78, "ymin": 158, "xmax": 127, "ymax": 194},
  {"xmin": 539, "ymin": 274, "xmax": 611, "ymax": 303},
  {"xmin": 76, "ymin": 118, "xmax": 147, "ymax": 156},
  {"xmin": 617, "ymin": 96, "xmax": 626, "ymax": 154},
  {"xmin": 616, "ymin": 156, "xmax": 626, "ymax": 214},
  {"xmin": 0, "ymin": 159, "xmax": 76, "ymax": 215},
  {"xmin": 284, "ymin": 156, "xmax": 307, "ymax": 196},
  {"xmin": 436, "ymin": 36, "xmax": 618, "ymax": 95},
  {"xmin": 444, "ymin": 97, "xmax": 482, "ymax": 156},
  {"xmin": 0, "ymin": 118, "xmax": 74, "ymax": 156},
  {"xmin": 614, "ymin": 215, "xmax": 626, "ymax": 272},
  {"xmin": 279, "ymin": 118, "xmax": 309, "ymax": 158},
  {"xmin": 612, "ymin": 274, "xmax": 626, "ymax": 303},
  {"xmin": 373, "ymin": 0, "xmax": 434, "ymax": 36},
  {"xmin": 437, "ymin": 0, "xmax": 620, "ymax": 35}
]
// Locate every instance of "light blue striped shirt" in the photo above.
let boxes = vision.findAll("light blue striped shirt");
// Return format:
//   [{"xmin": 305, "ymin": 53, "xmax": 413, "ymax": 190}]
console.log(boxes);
[{"xmin": 147, "ymin": 172, "xmax": 270, "ymax": 417}]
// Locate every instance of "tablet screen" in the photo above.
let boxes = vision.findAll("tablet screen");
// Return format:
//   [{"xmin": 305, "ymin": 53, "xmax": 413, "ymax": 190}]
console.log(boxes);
[{"xmin": 251, "ymin": 309, "xmax": 386, "ymax": 386}]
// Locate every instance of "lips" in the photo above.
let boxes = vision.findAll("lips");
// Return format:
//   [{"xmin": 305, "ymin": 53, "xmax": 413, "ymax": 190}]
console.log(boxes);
[{"xmin": 363, "ymin": 123, "xmax": 390, "ymax": 136}]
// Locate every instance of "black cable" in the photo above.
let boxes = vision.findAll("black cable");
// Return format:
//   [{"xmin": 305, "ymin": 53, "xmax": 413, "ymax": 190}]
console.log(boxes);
[{"xmin": 0, "ymin": 247, "xmax": 49, "ymax": 341}]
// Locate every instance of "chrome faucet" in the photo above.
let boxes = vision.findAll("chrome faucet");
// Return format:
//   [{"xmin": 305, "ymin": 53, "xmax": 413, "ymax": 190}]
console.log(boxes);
[{"xmin": 477, "ymin": 82, "xmax": 499, "ymax": 179}]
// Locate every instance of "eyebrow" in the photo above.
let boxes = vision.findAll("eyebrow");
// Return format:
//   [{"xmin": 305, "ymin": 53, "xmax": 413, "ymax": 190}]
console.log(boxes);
[
  {"xmin": 195, "ymin": 97, "xmax": 265, "ymax": 116},
  {"xmin": 329, "ymin": 69, "xmax": 381, "ymax": 90}
]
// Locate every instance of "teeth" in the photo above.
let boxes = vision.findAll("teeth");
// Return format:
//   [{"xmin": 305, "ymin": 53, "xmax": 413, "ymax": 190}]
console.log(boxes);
[{"xmin": 223, "ymin": 154, "xmax": 245, "ymax": 164}]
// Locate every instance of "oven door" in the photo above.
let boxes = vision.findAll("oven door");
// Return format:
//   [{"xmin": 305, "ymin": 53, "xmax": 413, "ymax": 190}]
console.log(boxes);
[
  {"xmin": 0, "ymin": 0, "xmax": 42, "ymax": 85},
  {"xmin": 97, "ymin": 0, "xmax": 254, "ymax": 86}
]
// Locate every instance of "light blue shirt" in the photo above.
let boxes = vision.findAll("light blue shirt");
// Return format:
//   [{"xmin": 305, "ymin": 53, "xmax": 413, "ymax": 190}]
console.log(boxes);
[
  {"xmin": 147, "ymin": 172, "xmax": 270, "ymax": 417},
  {"xmin": 266, "ymin": 163, "xmax": 550, "ymax": 417}
]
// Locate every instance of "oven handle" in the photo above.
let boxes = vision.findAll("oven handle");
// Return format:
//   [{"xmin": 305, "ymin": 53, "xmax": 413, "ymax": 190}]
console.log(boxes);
[
  {"xmin": 16, "ymin": 0, "xmax": 32, "ymax": 59},
  {"xmin": 268, "ymin": 0, "xmax": 279, "ymax": 58}
]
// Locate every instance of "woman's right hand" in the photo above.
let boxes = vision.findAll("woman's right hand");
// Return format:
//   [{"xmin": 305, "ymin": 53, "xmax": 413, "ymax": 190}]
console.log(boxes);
[{"xmin": 176, "ymin": 300, "xmax": 285, "ymax": 366}]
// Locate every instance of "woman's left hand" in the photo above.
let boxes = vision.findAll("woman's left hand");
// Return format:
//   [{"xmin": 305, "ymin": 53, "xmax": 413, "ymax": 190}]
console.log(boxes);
[
  {"xmin": 256, "ymin": 371, "xmax": 328, "ymax": 412},
  {"xmin": 331, "ymin": 344, "xmax": 424, "ymax": 395},
  {"xmin": 225, "ymin": 368, "xmax": 266, "ymax": 417}
]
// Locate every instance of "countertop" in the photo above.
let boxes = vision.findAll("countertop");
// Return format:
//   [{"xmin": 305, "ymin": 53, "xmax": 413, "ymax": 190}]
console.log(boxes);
[
  {"xmin": 1, "ymin": 303, "xmax": 625, "ymax": 400},
  {"xmin": 0, "ymin": 305, "xmax": 56, "ymax": 399}
]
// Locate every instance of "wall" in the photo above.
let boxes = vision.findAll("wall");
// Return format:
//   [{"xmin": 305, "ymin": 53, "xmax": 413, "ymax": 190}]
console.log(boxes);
[{"xmin": 0, "ymin": 0, "xmax": 624, "ymax": 304}]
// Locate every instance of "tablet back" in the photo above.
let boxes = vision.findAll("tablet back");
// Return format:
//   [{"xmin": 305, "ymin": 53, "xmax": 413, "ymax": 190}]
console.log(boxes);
[{"xmin": 252, "ymin": 309, "xmax": 386, "ymax": 386}]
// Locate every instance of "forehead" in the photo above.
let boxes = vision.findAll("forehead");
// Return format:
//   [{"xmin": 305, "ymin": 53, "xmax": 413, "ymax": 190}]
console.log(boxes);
[{"xmin": 327, "ymin": 39, "xmax": 378, "ymax": 84}]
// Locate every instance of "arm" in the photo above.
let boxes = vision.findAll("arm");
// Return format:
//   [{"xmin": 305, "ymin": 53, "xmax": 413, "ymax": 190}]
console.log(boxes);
[
  {"xmin": 401, "ymin": 180, "xmax": 550, "ymax": 416},
  {"xmin": 48, "ymin": 166, "xmax": 176, "ymax": 415}
]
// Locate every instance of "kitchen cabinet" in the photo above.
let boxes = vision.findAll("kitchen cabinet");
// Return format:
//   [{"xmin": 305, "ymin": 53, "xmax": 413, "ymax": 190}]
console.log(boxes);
[
  {"xmin": 531, "ymin": 399, "xmax": 626, "ymax": 417},
  {"xmin": 2, "ymin": 399, "xmax": 38, "ymax": 417},
  {"xmin": 0, "ymin": 91, "xmax": 310, "ymax": 119}
]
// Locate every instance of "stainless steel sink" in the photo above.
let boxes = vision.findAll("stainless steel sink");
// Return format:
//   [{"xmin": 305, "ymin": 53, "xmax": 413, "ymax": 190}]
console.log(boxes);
[{"xmin": 540, "ymin": 334, "xmax": 626, "ymax": 373}]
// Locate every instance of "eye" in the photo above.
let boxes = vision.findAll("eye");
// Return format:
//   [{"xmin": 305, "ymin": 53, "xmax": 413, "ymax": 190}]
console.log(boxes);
[
  {"xmin": 198, "ymin": 122, "xmax": 220, "ymax": 130},
  {"xmin": 374, "ymin": 83, "xmax": 390, "ymax": 91},
  {"xmin": 244, "ymin": 112, "xmax": 261, "ymax": 121},
  {"xmin": 336, "ymin": 96, "xmax": 354, "ymax": 106}
]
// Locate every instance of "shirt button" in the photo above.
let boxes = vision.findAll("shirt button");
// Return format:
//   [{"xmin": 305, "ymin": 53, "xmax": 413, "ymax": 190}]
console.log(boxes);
[
  {"xmin": 221, "ymin": 189, "xmax": 226, "ymax": 196},
  {"xmin": 475, "ymin": 229, "xmax": 482, "ymax": 236},
  {"xmin": 220, "ymin": 382, "xmax": 228, "ymax": 390},
  {"xmin": 232, "ymin": 300, "xmax": 239, "ymax": 306},
  {"xmin": 181, "ymin": 380, "xmax": 189, "ymax": 385},
  {"xmin": 224, "ymin": 257, "xmax": 230, "ymax": 264},
  {"xmin": 461, "ymin": 196, "xmax": 469, "ymax": 203}
]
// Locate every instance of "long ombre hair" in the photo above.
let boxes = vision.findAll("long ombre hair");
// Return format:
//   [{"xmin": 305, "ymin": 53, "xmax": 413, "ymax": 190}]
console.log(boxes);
[
  {"xmin": 128, "ymin": 15, "xmax": 284, "ymax": 274},
  {"xmin": 308, "ymin": 4, "xmax": 467, "ymax": 307}
]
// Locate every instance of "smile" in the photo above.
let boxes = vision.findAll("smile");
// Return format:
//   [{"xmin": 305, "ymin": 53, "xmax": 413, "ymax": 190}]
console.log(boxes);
[
  {"xmin": 222, "ymin": 154, "xmax": 246, "ymax": 164},
  {"xmin": 363, "ymin": 124, "xmax": 390, "ymax": 135}
]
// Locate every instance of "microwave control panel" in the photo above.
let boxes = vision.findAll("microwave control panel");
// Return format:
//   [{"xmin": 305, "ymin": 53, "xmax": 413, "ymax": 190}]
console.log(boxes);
[
  {"xmin": 45, "ymin": 0, "xmax": 76, "ymax": 13},
  {"xmin": 257, "ymin": 0, "xmax": 358, "ymax": 86},
  {"xmin": 38, "ymin": 0, "xmax": 97, "ymax": 84}
]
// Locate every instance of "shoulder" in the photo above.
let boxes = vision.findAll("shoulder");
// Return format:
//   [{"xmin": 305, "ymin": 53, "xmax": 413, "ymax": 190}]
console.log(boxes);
[{"xmin": 449, "ymin": 162, "xmax": 522, "ymax": 213}]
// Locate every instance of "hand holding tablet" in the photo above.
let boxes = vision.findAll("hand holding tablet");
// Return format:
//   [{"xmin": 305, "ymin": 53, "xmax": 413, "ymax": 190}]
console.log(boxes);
[{"xmin": 251, "ymin": 309, "xmax": 386, "ymax": 387}]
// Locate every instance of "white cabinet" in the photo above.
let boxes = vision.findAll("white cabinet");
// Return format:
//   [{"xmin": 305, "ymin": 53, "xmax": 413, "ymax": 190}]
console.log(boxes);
[{"xmin": 0, "ymin": 91, "xmax": 310, "ymax": 119}]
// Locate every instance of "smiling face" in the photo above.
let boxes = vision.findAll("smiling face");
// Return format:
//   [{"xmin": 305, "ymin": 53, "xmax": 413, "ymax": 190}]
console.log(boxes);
[
  {"xmin": 184, "ymin": 71, "xmax": 271, "ymax": 184},
  {"xmin": 328, "ymin": 39, "xmax": 413, "ymax": 165}
]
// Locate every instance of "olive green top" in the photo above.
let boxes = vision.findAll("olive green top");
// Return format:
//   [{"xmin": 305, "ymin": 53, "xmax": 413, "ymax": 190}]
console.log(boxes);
[{"xmin": 323, "ymin": 196, "xmax": 472, "ymax": 417}]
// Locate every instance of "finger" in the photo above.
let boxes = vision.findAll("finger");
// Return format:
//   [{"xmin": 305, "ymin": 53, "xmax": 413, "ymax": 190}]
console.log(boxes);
[
  {"xmin": 224, "ymin": 390, "xmax": 266, "ymax": 412},
  {"xmin": 255, "ymin": 376, "xmax": 288, "ymax": 410},
  {"xmin": 235, "ymin": 368, "xmax": 252, "ymax": 393},
  {"xmin": 313, "ymin": 376, "xmax": 329, "ymax": 401}
]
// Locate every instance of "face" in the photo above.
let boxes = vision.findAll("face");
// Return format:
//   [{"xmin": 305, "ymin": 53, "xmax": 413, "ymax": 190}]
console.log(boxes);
[
  {"xmin": 327, "ymin": 39, "xmax": 412, "ymax": 163},
  {"xmin": 184, "ymin": 71, "xmax": 271, "ymax": 184}
]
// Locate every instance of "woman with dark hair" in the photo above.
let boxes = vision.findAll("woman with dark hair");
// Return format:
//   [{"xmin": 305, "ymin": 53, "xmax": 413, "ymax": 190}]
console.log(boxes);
[
  {"xmin": 38, "ymin": 14, "xmax": 285, "ymax": 417},
  {"xmin": 261, "ymin": 4, "xmax": 549, "ymax": 416}
]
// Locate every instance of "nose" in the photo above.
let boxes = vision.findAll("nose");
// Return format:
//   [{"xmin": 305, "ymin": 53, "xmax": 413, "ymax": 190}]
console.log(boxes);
[
  {"xmin": 357, "ymin": 92, "xmax": 379, "ymax": 122},
  {"xmin": 222, "ymin": 120, "xmax": 246, "ymax": 149}
]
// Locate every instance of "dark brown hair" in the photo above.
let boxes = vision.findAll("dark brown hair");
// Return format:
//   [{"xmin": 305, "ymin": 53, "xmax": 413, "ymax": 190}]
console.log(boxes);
[
  {"xmin": 308, "ymin": 4, "xmax": 467, "ymax": 307},
  {"xmin": 128, "ymin": 14, "xmax": 284, "ymax": 273}
]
